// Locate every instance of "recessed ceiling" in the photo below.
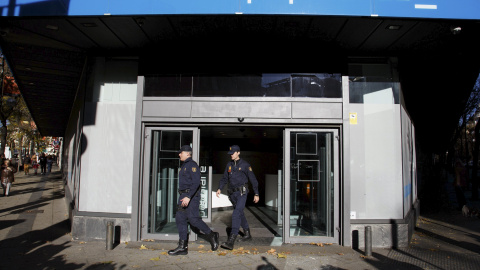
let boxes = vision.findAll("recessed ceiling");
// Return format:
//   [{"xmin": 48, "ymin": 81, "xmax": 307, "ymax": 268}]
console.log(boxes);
[{"xmin": 0, "ymin": 14, "xmax": 479, "ymax": 152}]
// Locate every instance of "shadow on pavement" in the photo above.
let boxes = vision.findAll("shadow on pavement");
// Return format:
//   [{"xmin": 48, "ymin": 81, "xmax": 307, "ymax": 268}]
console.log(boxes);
[
  {"xmin": 0, "ymin": 219, "xmax": 83, "ymax": 269},
  {"xmin": 415, "ymin": 226, "xmax": 480, "ymax": 253},
  {"xmin": 366, "ymin": 251, "xmax": 425, "ymax": 270}
]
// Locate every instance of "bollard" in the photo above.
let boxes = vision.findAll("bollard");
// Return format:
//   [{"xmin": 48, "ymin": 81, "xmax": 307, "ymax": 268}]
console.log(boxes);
[
  {"xmin": 365, "ymin": 226, "xmax": 372, "ymax": 256},
  {"xmin": 106, "ymin": 221, "xmax": 114, "ymax": 250}
]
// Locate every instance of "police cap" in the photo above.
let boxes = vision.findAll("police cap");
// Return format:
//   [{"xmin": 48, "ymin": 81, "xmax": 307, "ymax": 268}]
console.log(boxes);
[
  {"xmin": 228, "ymin": 145, "xmax": 240, "ymax": 154},
  {"xmin": 179, "ymin": 145, "xmax": 193, "ymax": 153}
]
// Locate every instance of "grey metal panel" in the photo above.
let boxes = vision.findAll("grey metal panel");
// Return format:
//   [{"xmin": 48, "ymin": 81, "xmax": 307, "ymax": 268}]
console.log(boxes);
[
  {"xmin": 141, "ymin": 117, "xmax": 343, "ymax": 124},
  {"xmin": 131, "ymin": 76, "xmax": 145, "ymax": 241},
  {"xmin": 143, "ymin": 101, "xmax": 192, "ymax": 117},
  {"xmin": 191, "ymin": 101, "xmax": 291, "ymax": 118},
  {"xmin": 341, "ymin": 76, "xmax": 351, "ymax": 247},
  {"xmin": 292, "ymin": 102, "xmax": 342, "ymax": 119}
]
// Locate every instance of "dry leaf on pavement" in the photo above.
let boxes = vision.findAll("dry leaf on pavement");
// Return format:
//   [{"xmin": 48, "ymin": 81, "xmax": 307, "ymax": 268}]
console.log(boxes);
[{"xmin": 267, "ymin": 248, "xmax": 276, "ymax": 255}]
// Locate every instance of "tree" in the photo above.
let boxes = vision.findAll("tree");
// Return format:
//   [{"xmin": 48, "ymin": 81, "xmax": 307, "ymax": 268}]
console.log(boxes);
[
  {"xmin": 0, "ymin": 53, "xmax": 37, "ymax": 158},
  {"xmin": 453, "ymin": 74, "xmax": 480, "ymax": 200}
]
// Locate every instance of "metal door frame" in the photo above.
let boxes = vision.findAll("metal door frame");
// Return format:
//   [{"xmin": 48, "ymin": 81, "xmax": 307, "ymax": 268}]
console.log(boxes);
[
  {"xmin": 141, "ymin": 126, "xmax": 199, "ymax": 240},
  {"xmin": 283, "ymin": 128, "xmax": 340, "ymax": 244}
]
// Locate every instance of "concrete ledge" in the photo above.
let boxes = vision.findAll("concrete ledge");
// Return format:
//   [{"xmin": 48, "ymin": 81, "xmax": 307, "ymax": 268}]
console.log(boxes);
[
  {"xmin": 351, "ymin": 200, "xmax": 420, "ymax": 248},
  {"xmin": 72, "ymin": 215, "xmax": 131, "ymax": 242}
]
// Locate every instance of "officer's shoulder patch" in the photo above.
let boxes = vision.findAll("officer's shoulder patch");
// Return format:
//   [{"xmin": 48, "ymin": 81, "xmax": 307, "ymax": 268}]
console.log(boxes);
[
  {"xmin": 249, "ymin": 166, "xmax": 252, "ymax": 171},
  {"xmin": 239, "ymin": 167, "xmax": 241, "ymax": 171},
  {"xmin": 192, "ymin": 167, "xmax": 197, "ymax": 172}
]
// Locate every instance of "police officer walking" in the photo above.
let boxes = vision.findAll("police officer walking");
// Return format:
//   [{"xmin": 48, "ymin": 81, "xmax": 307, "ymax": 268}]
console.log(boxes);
[
  {"xmin": 168, "ymin": 145, "xmax": 219, "ymax": 256},
  {"xmin": 216, "ymin": 145, "xmax": 259, "ymax": 250}
]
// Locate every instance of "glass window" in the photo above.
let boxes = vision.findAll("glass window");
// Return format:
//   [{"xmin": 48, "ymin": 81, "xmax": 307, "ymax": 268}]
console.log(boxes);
[
  {"xmin": 292, "ymin": 74, "xmax": 342, "ymax": 98},
  {"xmin": 349, "ymin": 76, "xmax": 400, "ymax": 104},
  {"xmin": 144, "ymin": 75, "xmax": 191, "ymax": 97},
  {"xmin": 193, "ymin": 74, "xmax": 290, "ymax": 97},
  {"xmin": 144, "ymin": 73, "xmax": 342, "ymax": 98}
]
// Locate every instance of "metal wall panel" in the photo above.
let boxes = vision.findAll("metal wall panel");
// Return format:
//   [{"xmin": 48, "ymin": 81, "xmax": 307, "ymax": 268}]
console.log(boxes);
[
  {"xmin": 292, "ymin": 102, "xmax": 342, "ymax": 119},
  {"xmin": 191, "ymin": 101, "xmax": 291, "ymax": 118},
  {"xmin": 143, "ymin": 101, "xmax": 192, "ymax": 118}
]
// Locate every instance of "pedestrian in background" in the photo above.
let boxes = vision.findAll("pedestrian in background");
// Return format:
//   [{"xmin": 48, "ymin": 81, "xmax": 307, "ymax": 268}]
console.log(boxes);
[
  {"xmin": 216, "ymin": 145, "xmax": 259, "ymax": 250},
  {"xmin": 47, "ymin": 155, "xmax": 53, "ymax": 173},
  {"xmin": 168, "ymin": 145, "xmax": 219, "ymax": 256},
  {"xmin": 1, "ymin": 159, "xmax": 17, "ymax": 196},
  {"xmin": 32, "ymin": 159, "xmax": 39, "ymax": 175},
  {"xmin": 39, "ymin": 153, "xmax": 47, "ymax": 175},
  {"xmin": 23, "ymin": 154, "xmax": 31, "ymax": 175}
]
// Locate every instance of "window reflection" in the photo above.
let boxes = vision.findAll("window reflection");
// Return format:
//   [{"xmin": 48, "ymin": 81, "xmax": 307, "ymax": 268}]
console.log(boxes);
[
  {"xmin": 292, "ymin": 74, "xmax": 342, "ymax": 98},
  {"xmin": 144, "ymin": 73, "xmax": 341, "ymax": 98},
  {"xmin": 349, "ymin": 76, "xmax": 400, "ymax": 104}
]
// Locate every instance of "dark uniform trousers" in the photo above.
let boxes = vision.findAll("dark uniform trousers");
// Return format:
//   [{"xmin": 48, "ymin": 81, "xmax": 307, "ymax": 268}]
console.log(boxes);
[
  {"xmin": 176, "ymin": 193, "xmax": 212, "ymax": 241},
  {"xmin": 218, "ymin": 158, "xmax": 259, "ymax": 238},
  {"xmin": 229, "ymin": 187, "xmax": 250, "ymax": 236}
]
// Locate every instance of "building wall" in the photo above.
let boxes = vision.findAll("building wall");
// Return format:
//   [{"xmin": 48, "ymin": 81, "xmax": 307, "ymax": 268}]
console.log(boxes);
[
  {"xmin": 349, "ymin": 103, "xmax": 403, "ymax": 219},
  {"xmin": 63, "ymin": 60, "xmax": 87, "ymax": 220},
  {"xmin": 78, "ymin": 57, "xmax": 138, "ymax": 214}
]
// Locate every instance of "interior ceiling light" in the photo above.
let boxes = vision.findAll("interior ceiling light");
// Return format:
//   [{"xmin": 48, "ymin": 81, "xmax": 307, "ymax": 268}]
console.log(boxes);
[
  {"xmin": 45, "ymin": 25, "xmax": 58, "ymax": 30},
  {"xmin": 386, "ymin": 25, "xmax": 401, "ymax": 30},
  {"xmin": 451, "ymin": 26, "xmax": 462, "ymax": 35},
  {"xmin": 81, "ymin": 22, "xmax": 97, "ymax": 27}
]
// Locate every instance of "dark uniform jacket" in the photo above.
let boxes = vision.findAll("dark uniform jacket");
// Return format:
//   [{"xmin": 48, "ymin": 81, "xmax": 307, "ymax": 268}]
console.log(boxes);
[
  {"xmin": 218, "ymin": 158, "xmax": 259, "ymax": 195},
  {"xmin": 178, "ymin": 157, "xmax": 201, "ymax": 199}
]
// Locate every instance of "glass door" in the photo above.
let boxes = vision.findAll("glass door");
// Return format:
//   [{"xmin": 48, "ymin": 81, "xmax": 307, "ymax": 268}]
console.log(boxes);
[
  {"xmin": 283, "ymin": 129, "xmax": 339, "ymax": 243},
  {"xmin": 141, "ymin": 127, "xmax": 199, "ymax": 240}
]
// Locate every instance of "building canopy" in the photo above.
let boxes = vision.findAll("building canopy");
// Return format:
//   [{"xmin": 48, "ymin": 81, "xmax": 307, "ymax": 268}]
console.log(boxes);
[{"xmin": 0, "ymin": 1, "xmax": 479, "ymax": 152}]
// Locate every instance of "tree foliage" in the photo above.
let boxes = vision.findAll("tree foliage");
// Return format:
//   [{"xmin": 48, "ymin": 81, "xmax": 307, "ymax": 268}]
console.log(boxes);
[{"xmin": 0, "ymin": 54, "xmax": 40, "ymax": 157}]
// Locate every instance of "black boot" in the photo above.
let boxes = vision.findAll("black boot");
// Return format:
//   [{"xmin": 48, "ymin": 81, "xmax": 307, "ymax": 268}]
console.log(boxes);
[
  {"xmin": 221, "ymin": 234, "xmax": 237, "ymax": 250},
  {"xmin": 207, "ymin": 231, "xmax": 219, "ymax": 251},
  {"xmin": 168, "ymin": 239, "xmax": 188, "ymax": 256},
  {"xmin": 238, "ymin": 228, "xmax": 252, "ymax": 242}
]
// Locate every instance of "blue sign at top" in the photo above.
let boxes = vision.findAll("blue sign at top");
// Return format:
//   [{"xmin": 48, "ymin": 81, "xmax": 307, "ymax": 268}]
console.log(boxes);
[{"xmin": 1, "ymin": 0, "xmax": 479, "ymax": 20}]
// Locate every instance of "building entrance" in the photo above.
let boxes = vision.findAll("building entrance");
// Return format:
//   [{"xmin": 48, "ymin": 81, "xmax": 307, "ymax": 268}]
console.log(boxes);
[
  {"xmin": 200, "ymin": 126, "xmax": 284, "ymax": 243},
  {"xmin": 140, "ymin": 125, "xmax": 339, "ymax": 244}
]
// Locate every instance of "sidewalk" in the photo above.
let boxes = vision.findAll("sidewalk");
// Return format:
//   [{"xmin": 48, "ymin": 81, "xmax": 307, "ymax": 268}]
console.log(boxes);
[{"xmin": 1, "ymin": 168, "xmax": 480, "ymax": 269}]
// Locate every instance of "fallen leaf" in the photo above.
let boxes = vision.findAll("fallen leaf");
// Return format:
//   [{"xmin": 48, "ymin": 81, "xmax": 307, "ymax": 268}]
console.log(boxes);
[
  {"xmin": 218, "ymin": 251, "xmax": 228, "ymax": 256},
  {"xmin": 267, "ymin": 248, "xmax": 277, "ymax": 255},
  {"xmin": 79, "ymin": 241, "xmax": 86, "ymax": 244},
  {"xmin": 337, "ymin": 253, "xmax": 344, "ymax": 256},
  {"xmin": 149, "ymin": 257, "xmax": 160, "ymax": 261},
  {"xmin": 160, "ymin": 251, "xmax": 168, "ymax": 255},
  {"xmin": 143, "ymin": 239, "xmax": 154, "ymax": 242},
  {"xmin": 198, "ymin": 245, "xmax": 205, "ymax": 249},
  {"xmin": 139, "ymin": 245, "xmax": 148, "ymax": 250},
  {"xmin": 277, "ymin": 253, "xmax": 287, "ymax": 258}
]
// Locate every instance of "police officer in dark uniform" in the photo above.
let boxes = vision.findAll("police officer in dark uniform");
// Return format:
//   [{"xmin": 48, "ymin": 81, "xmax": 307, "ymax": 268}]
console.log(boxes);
[
  {"xmin": 168, "ymin": 145, "xmax": 219, "ymax": 256},
  {"xmin": 216, "ymin": 145, "xmax": 259, "ymax": 250}
]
